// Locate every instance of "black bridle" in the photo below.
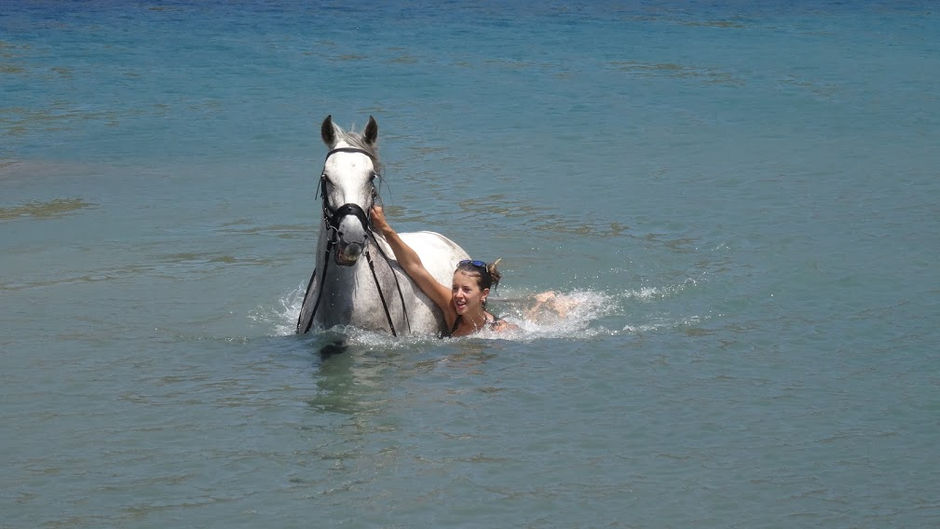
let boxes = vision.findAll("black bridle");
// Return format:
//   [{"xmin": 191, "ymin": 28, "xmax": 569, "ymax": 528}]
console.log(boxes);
[
  {"xmin": 319, "ymin": 147, "xmax": 376, "ymax": 240},
  {"xmin": 297, "ymin": 147, "xmax": 411, "ymax": 336}
]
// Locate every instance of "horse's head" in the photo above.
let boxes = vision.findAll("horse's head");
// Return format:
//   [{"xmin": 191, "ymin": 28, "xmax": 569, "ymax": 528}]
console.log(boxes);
[{"xmin": 318, "ymin": 115, "xmax": 381, "ymax": 266}]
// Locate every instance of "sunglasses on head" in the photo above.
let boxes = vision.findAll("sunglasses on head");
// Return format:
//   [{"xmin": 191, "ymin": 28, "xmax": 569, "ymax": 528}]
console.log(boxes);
[{"xmin": 459, "ymin": 259, "xmax": 488, "ymax": 270}]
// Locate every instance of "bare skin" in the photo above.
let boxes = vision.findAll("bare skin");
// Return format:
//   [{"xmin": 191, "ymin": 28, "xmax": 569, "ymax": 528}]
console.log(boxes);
[
  {"xmin": 526, "ymin": 290, "xmax": 577, "ymax": 321},
  {"xmin": 371, "ymin": 206, "xmax": 516, "ymax": 337}
]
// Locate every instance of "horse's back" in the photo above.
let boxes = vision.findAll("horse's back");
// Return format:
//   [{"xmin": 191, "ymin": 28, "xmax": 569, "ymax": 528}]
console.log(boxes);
[
  {"xmin": 397, "ymin": 230, "xmax": 470, "ymax": 286},
  {"xmin": 368, "ymin": 230, "xmax": 468, "ymax": 335}
]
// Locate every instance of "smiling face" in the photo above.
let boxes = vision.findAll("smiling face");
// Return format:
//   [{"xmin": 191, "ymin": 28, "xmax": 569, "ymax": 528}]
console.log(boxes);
[{"xmin": 451, "ymin": 270, "xmax": 490, "ymax": 316}]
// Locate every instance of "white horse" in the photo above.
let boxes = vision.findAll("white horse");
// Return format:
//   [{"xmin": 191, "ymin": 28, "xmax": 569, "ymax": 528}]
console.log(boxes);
[{"xmin": 296, "ymin": 115, "xmax": 470, "ymax": 336}]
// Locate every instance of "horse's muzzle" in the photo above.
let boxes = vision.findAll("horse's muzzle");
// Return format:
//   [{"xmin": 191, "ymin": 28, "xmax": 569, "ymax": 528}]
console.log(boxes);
[
  {"xmin": 335, "ymin": 240, "xmax": 363, "ymax": 266},
  {"xmin": 333, "ymin": 212, "xmax": 368, "ymax": 266}
]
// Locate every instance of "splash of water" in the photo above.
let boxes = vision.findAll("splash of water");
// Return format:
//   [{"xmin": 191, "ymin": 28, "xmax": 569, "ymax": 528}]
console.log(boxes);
[
  {"xmin": 252, "ymin": 277, "xmax": 706, "ymax": 342},
  {"xmin": 248, "ymin": 282, "xmax": 307, "ymax": 336}
]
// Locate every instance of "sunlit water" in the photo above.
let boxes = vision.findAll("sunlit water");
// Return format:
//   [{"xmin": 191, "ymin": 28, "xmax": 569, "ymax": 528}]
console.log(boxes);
[{"xmin": 3, "ymin": 2, "xmax": 938, "ymax": 528}]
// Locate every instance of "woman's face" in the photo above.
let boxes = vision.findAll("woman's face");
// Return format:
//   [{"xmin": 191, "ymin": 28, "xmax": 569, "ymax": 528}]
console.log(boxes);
[{"xmin": 451, "ymin": 270, "xmax": 489, "ymax": 315}]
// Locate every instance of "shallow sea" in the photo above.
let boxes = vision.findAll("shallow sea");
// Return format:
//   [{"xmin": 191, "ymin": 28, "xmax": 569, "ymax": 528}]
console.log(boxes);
[{"xmin": 2, "ymin": 1, "xmax": 938, "ymax": 528}]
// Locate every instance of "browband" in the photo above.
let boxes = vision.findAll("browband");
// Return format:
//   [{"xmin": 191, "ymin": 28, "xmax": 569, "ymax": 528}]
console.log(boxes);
[{"xmin": 325, "ymin": 147, "xmax": 375, "ymax": 161}]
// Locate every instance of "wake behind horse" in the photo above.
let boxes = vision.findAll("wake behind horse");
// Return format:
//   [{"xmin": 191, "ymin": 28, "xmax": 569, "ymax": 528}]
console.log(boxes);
[{"xmin": 296, "ymin": 115, "xmax": 469, "ymax": 336}]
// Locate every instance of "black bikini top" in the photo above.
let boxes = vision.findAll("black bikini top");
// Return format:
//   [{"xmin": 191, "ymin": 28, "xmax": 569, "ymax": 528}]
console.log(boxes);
[{"xmin": 440, "ymin": 313, "xmax": 501, "ymax": 338}]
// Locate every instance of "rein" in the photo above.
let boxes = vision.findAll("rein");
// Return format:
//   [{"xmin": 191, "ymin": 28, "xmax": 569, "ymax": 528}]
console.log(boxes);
[{"xmin": 297, "ymin": 147, "xmax": 411, "ymax": 336}]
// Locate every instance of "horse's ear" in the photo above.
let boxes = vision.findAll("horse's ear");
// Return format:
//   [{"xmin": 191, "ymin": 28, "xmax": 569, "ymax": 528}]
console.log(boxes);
[
  {"xmin": 321, "ymin": 115, "xmax": 336, "ymax": 146},
  {"xmin": 363, "ymin": 116, "xmax": 378, "ymax": 145}
]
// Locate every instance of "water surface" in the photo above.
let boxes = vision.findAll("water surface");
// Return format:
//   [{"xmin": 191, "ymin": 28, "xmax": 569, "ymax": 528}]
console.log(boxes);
[{"xmin": 2, "ymin": 2, "xmax": 938, "ymax": 527}]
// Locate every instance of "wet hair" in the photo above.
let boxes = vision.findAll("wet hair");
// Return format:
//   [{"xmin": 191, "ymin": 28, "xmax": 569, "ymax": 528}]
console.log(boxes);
[{"xmin": 455, "ymin": 258, "xmax": 502, "ymax": 291}]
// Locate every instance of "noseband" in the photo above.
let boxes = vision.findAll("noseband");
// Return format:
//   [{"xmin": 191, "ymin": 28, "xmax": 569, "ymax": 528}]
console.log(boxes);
[
  {"xmin": 322, "ymin": 203, "xmax": 371, "ymax": 248},
  {"xmin": 298, "ymin": 147, "xmax": 411, "ymax": 336}
]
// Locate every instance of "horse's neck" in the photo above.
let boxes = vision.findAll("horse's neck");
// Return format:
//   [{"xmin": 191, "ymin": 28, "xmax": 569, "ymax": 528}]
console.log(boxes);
[{"xmin": 315, "ymin": 221, "xmax": 330, "ymax": 256}]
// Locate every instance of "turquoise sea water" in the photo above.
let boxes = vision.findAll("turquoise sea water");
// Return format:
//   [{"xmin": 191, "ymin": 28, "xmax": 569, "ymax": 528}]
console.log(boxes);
[{"xmin": 2, "ymin": 2, "xmax": 938, "ymax": 527}]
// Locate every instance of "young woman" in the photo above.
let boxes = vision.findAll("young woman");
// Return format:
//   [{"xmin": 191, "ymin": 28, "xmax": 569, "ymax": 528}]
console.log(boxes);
[{"xmin": 370, "ymin": 206, "xmax": 516, "ymax": 337}]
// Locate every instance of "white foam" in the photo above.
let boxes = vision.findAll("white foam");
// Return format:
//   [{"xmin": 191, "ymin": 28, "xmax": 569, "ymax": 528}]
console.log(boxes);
[
  {"xmin": 249, "ymin": 282, "xmax": 307, "ymax": 336},
  {"xmin": 255, "ymin": 279, "xmax": 704, "ymax": 342}
]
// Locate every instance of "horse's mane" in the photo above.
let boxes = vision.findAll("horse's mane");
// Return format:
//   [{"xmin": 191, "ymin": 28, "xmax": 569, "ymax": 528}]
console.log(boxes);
[{"xmin": 334, "ymin": 127, "xmax": 382, "ymax": 173}]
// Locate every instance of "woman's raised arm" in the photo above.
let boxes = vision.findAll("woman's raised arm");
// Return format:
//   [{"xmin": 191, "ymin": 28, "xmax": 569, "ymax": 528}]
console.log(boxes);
[{"xmin": 370, "ymin": 206, "xmax": 453, "ymax": 315}]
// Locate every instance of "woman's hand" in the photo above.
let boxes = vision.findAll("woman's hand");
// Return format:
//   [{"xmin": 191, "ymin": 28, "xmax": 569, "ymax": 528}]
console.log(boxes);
[{"xmin": 370, "ymin": 205, "xmax": 392, "ymax": 235}]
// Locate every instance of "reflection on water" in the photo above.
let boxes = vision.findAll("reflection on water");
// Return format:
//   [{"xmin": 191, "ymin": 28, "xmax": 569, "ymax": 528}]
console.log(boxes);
[
  {"xmin": 305, "ymin": 330, "xmax": 500, "ymax": 421},
  {"xmin": 309, "ymin": 343, "xmax": 362, "ymax": 416}
]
